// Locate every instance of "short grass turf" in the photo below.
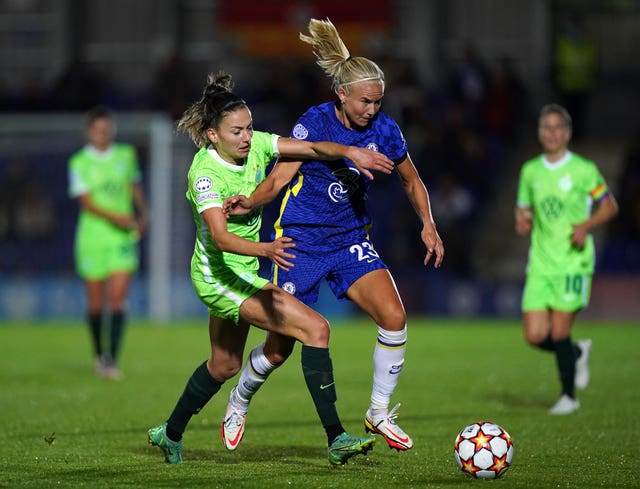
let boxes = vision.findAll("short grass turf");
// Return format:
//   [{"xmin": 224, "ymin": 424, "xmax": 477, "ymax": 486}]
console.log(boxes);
[{"xmin": 0, "ymin": 317, "xmax": 637, "ymax": 488}]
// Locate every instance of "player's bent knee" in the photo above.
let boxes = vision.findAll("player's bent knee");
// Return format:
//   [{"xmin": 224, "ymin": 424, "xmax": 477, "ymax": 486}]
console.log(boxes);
[
  {"xmin": 269, "ymin": 349, "xmax": 293, "ymax": 365},
  {"xmin": 303, "ymin": 318, "xmax": 331, "ymax": 347},
  {"xmin": 380, "ymin": 311, "xmax": 407, "ymax": 331},
  {"xmin": 211, "ymin": 364, "xmax": 241, "ymax": 382},
  {"xmin": 523, "ymin": 330, "xmax": 545, "ymax": 346},
  {"xmin": 264, "ymin": 336, "xmax": 295, "ymax": 365},
  {"xmin": 207, "ymin": 357, "xmax": 242, "ymax": 381}
]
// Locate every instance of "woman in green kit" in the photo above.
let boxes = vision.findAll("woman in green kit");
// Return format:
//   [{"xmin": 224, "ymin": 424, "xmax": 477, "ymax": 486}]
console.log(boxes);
[
  {"xmin": 146, "ymin": 71, "xmax": 395, "ymax": 465},
  {"xmin": 68, "ymin": 105, "xmax": 150, "ymax": 380},
  {"xmin": 515, "ymin": 104, "xmax": 618, "ymax": 415}
]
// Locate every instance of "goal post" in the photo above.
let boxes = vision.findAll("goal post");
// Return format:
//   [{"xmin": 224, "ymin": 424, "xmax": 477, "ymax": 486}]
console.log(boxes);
[{"xmin": 148, "ymin": 115, "xmax": 174, "ymax": 322}]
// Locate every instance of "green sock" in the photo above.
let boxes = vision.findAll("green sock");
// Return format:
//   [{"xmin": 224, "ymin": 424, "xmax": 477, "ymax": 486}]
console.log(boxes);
[
  {"xmin": 554, "ymin": 337, "xmax": 576, "ymax": 398},
  {"xmin": 537, "ymin": 335, "xmax": 556, "ymax": 352},
  {"xmin": 301, "ymin": 345, "xmax": 344, "ymax": 444},
  {"xmin": 109, "ymin": 311, "xmax": 125, "ymax": 361},
  {"xmin": 88, "ymin": 312, "xmax": 103, "ymax": 357},
  {"xmin": 167, "ymin": 361, "xmax": 223, "ymax": 438}
]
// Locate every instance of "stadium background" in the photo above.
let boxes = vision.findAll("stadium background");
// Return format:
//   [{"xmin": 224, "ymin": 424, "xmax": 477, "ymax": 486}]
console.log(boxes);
[{"xmin": 0, "ymin": 0, "xmax": 638, "ymax": 322}]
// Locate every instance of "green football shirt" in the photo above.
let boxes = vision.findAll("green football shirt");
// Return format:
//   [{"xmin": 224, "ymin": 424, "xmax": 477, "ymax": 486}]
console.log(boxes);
[
  {"xmin": 68, "ymin": 143, "xmax": 141, "ymax": 238},
  {"xmin": 517, "ymin": 151, "xmax": 609, "ymax": 275},
  {"xmin": 186, "ymin": 131, "xmax": 279, "ymax": 283}
]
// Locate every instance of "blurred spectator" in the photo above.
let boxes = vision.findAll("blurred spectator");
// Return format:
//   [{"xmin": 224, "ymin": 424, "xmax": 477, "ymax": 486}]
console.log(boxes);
[
  {"xmin": 0, "ymin": 158, "xmax": 55, "ymax": 241},
  {"xmin": 615, "ymin": 133, "xmax": 640, "ymax": 241},
  {"xmin": 48, "ymin": 61, "xmax": 108, "ymax": 111},
  {"xmin": 440, "ymin": 103, "xmax": 492, "ymax": 203},
  {"xmin": 481, "ymin": 55, "xmax": 528, "ymax": 143},
  {"xmin": 0, "ymin": 77, "xmax": 47, "ymax": 112},
  {"xmin": 447, "ymin": 42, "xmax": 489, "ymax": 129},
  {"xmin": 552, "ymin": 14, "xmax": 598, "ymax": 140},
  {"xmin": 429, "ymin": 172, "xmax": 477, "ymax": 275},
  {"xmin": 14, "ymin": 181, "xmax": 56, "ymax": 240},
  {"xmin": 603, "ymin": 130, "xmax": 640, "ymax": 273},
  {"xmin": 380, "ymin": 58, "xmax": 426, "ymax": 126},
  {"xmin": 151, "ymin": 52, "xmax": 198, "ymax": 120},
  {"xmin": 0, "ymin": 160, "xmax": 23, "ymax": 240},
  {"xmin": 243, "ymin": 60, "xmax": 327, "ymax": 135}
]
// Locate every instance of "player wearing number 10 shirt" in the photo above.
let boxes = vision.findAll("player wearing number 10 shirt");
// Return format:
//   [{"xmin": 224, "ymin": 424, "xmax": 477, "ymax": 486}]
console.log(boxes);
[{"xmin": 515, "ymin": 103, "xmax": 618, "ymax": 416}]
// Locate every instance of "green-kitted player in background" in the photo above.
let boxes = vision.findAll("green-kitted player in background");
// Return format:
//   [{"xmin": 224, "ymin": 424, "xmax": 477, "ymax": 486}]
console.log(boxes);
[
  {"xmin": 515, "ymin": 103, "xmax": 618, "ymax": 415},
  {"xmin": 68, "ymin": 105, "xmax": 150, "ymax": 380}
]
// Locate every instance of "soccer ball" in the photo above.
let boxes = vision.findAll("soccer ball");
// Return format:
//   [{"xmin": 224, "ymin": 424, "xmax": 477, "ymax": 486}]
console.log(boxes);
[{"xmin": 453, "ymin": 421, "xmax": 514, "ymax": 479}]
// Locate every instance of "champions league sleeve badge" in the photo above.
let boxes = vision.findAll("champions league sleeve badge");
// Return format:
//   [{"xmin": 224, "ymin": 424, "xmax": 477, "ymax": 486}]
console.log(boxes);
[
  {"xmin": 194, "ymin": 176, "xmax": 213, "ymax": 192},
  {"xmin": 292, "ymin": 123, "xmax": 309, "ymax": 140}
]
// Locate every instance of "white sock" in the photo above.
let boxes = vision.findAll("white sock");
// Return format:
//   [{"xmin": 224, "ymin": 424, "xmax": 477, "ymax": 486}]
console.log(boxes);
[
  {"xmin": 234, "ymin": 343, "xmax": 276, "ymax": 411},
  {"xmin": 369, "ymin": 325, "xmax": 407, "ymax": 413}
]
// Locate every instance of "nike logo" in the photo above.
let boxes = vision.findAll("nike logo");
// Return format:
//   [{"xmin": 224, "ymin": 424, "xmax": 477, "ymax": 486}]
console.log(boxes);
[
  {"xmin": 227, "ymin": 430, "xmax": 243, "ymax": 447},
  {"xmin": 320, "ymin": 382, "xmax": 335, "ymax": 390},
  {"xmin": 367, "ymin": 419, "xmax": 411, "ymax": 445},
  {"xmin": 386, "ymin": 428, "xmax": 410, "ymax": 444},
  {"xmin": 223, "ymin": 418, "xmax": 244, "ymax": 448}
]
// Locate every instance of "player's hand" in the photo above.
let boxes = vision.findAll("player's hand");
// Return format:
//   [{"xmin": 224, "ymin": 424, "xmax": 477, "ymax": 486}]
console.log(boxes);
[
  {"xmin": 266, "ymin": 236, "xmax": 296, "ymax": 271},
  {"xmin": 515, "ymin": 218, "xmax": 532, "ymax": 235},
  {"xmin": 112, "ymin": 214, "xmax": 137, "ymax": 231},
  {"xmin": 136, "ymin": 212, "xmax": 150, "ymax": 236},
  {"xmin": 223, "ymin": 195, "xmax": 253, "ymax": 217},
  {"xmin": 515, "ymin": 207, "xmax": 533, "ymax": 235},
  {"xmin": 421, "ymin": 225, "xmax": 444, "ymax": 268},
  {"xmin": 571, "ymin": 222, "xmax": 588, "ymax": 249},
  {"xmin": 346, "ymin": 147, "xmax": 394, "ymax": 180}
]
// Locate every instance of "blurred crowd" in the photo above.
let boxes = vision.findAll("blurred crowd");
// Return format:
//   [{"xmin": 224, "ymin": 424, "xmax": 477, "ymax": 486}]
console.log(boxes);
[{"xmin": 1, "ymin": 37, "xmax": 639, "ymax": 278}]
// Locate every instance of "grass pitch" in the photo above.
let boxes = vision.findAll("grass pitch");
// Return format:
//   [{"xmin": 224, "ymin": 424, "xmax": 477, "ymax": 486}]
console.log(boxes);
[{"xmin": 0, "ymin": 317, "xmax": 637, "ymax": 488}]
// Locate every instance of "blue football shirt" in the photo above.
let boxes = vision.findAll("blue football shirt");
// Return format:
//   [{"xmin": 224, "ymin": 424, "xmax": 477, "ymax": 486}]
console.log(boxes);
[{"xmin": 274, "ymin": 101, "xmax": 408, "ymax": 251}]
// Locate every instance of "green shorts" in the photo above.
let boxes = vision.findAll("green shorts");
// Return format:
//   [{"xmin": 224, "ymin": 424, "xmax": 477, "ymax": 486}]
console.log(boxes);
[
  {"xmin": 522, "ymin": 273, "xmax": 592, "ymax": 313},
  {"xmin": 75, "ymin": 231, "xmax": 139, "ymax": 280},
  {"xmin": 192, "ymin": 271, "xmax": 269, "ymax": 324}
]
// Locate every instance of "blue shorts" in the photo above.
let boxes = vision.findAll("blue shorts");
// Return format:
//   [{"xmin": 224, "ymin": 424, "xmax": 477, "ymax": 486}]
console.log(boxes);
[{"xmin": 272, "ymin": 237, "xmax": 387, "ymax": 304}]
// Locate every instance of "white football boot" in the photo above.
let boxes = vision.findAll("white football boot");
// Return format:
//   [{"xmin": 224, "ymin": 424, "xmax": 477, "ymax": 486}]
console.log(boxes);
[
  {"xmin": 220, "ymin": 387, "xmax": 247, "ymax": 450},
  {"xmin": 364, "ymin": 403, "xmax": 413, "ymax": 450},
  {"xmin": 549, "ymin": 394, "xmax": 580, "ymax": 415},
  {"xmin": 574, "ymin": 339, "xmax": 592, "ymax": 390}
]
